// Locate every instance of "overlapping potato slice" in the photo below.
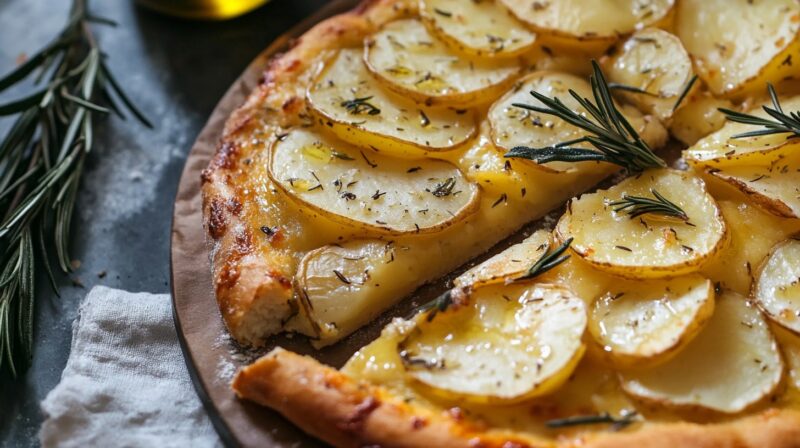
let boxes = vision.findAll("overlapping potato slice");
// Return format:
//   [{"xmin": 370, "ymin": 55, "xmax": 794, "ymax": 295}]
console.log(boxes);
[
  {"xmin": 669, "ymin": 93, "xmax": 734, "ymax": 146},
  {"xmin": 499, "ymin": 0, "xmax": 673, "ymax": 52},
  {"xmin": 606, "ymin": 28, "xmax": 697, "ymax": 122},
  {"xmin": 707, "ymin": 153, "xmax": 800, "ymax": 219},
  {"xmin": 773, "ymin": 325, "xmax": 800, "ymax": 390},
  {"xmin": 754, "ymin": 239, "xmax": 800, "ymax": 334},
  {"xmin": 701, "ymin": 200, "xmax": 800, "ymax": 295},
  {"xmin": 307, "ymin": 49, "xmax": 477, "ymax": 158},
  {"xmin": 418, "ymin": 0, "xmax": 537, "ymax": 58},
  {"xmin": 588, "ymin": 275, "xmax": 714, "ymax": 368},
  {"xmin": 684, "ymin": 96, "xmax": 800, "ymax": 168},
  {"xmin": 399, "ymin": 283, "xmax": 586, "ymax": 403},
  {"xmin": 269, "ymin": 128, "xmax": 479, "ymax": 235},
  {"xmin": 676, "ymin": 0, "xmax": 800, "ymax": 98},
  {"xmin": 556, "ymin": 169, "xmax": 727, "ymax": 279},
  {"xmin": 454, "ymin": 229, "xmax": 550, "ymax": 289},
  {"xmin": 364, "ymin": 19, "xmax": 521, "ymax": 106},
  {"xmin": 488, "ymin": 71, "xmax": 663, "ymax": 173},
  {"xmin": 620, "ymin": 291, "xmax": 783, "ymax": 413}
]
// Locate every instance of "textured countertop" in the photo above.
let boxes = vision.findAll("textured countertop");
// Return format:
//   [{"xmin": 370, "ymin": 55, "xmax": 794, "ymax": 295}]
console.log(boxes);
[{"xmin": 0, "ymin": 0, "xmax": 326, "ymax": 445}]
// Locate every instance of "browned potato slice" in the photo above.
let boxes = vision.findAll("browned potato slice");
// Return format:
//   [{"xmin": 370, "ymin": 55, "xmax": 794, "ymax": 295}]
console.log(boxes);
[
  {"xmin": 556, "ymin": 169, "xmax": 727, "ymax": 279},
  {"xmin": 620, "ymin": 291, "xmax": 783, "ymax": 413},
  {"xmin": 419, "ymin": 0, "xmax": 537, "ymax": 58},
  {"xmin": 684, "ymin": 96, "xmax": 800, "ymax": 169},
  {"xmin": 364, "ymin": 19, "xmax": 521, "ymax": 107},
  {"xmin": 707, "ymin": 152, "xmax": 800, "ymax": 219},
  {"xmin": 499, "ymin": 0, "xmax": 674, "ymax": 53},
  {"xmin": 307, "ymin": 49, "xmax": 477, "ymax": 158},
  {"xmin": 454, "ymin": 229, "xmax": 551, "ymax": 289},
  {"xmin": 606, "ymin": 28, "xmax": 697, "ymax": 122},
  {"xmin": 754, "ymin": 239, "xmax": 800, "ymax": 335},
  {"xmin": 589, "ymin": 275, "xmax": 715, "ymax": 368},
  {"xmin": 270, "ymin": 128, "xmax": 480, "ymax": 235},
  {"xmin": 676, "ymin": 0, "xmax": 800, "ymax": 98}
]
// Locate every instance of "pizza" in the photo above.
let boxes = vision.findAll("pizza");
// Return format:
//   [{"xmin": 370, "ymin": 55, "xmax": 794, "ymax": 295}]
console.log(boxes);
[{"xmin": 201, "ymin": 0, "xmax": 800, "ymax": 446}]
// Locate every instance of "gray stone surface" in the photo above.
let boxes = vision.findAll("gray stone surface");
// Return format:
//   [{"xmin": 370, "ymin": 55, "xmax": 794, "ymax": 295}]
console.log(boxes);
[{"xmin": 0, "ymin": 0, "xmax": 326, "ymax": 445}]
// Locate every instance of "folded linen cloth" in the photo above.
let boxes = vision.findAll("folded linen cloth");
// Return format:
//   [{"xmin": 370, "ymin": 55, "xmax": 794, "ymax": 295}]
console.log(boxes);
[{"xmin": 40, "ymin": 286, "xmax": 221, "ymax": 448}]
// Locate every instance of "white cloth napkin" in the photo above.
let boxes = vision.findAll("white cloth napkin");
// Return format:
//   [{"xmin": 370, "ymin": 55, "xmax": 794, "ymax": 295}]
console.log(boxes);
[{"xmin": 40, "ymin": 286, "xmax": 222, "ymax": 448}]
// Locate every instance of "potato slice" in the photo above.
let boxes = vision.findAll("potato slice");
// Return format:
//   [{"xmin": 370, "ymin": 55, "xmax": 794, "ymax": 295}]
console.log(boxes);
[
  {"xmin": 684, "ymin": 96, "xmax": 800, "ymax": 169},
  {"xmin": 588, "ymin": 275, "xmax": 715, "ymax": 368},
  {"xmin": 307, "ymin": 49, "xmax": 477, "ymax": 158},
  {"xmin": 488, "ymin": 71, "xmax": 664, "ymax": 173},
  {"xmin": 676, "ymin": 0, "xmax": 800, "ymax": 98},
  {"xmin": 701, "ymin": 200, "xmax": 800, "ymax": 295},
  {"xmin": 364, "ymin": 19, "xmax": 521, "ymax": 107},
  {"xmin": 499, "ymin": 0, "xmax": 673, "ymax": 52},
  {"xmin": 419, "ymin": 0, "xmax": 537, "ymax": 58},
  {"xmin": 400, "ymin": 283, "xmax": 586, "ymax": 403},
  {"xmin": 556, "ymin": 169, "xmax": 727, "ymax": 279},
  {"xmin": 669, "ymin": 93, "xmax": 733, "ymax": 146},
  {"xmin": 269, "ymin": 128, "xmax": 479, "ymax": 235},
  {"xmin": 754, "ymin": 239, "xmax": 800, "ymax": 335},
  {"xmin": 454, "ymin": 229, "xmax": 551, "ymax": 289},
  {"xmin": 707, "ymin": 154, "xmax": 800, "ymax": 219},
  {"xmin": 620, "ymin": 291, "xmax": 783, "ymax": 413},
  {"xmin": 606, "ymin": 28, "xmax": 697, "ymax": 122}
]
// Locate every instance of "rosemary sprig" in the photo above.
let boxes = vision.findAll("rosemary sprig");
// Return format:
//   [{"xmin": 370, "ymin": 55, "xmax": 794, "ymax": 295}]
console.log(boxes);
[
  {"xmin": 718, "ymin": 83, "xmax": 800, "ymax": 139},
  {"xmin": 545, "ymin": 410, "xmax": 638, "ymax": 431},
  {"xmin": 672, "ymin": 74, "xmax": 697, "ymax": 111},
  {"xmin": 608, "ymin": 83, "xmax": 658, "ymax": 97},
  {"xmin": 514, "ymin": 238, "xmax": 573, "ymax": 282},
  {"xmin": 609, "ymin": 189, "xmax": 689, "ymax": 221},
  {"xmin": 340, "ymin": 96, "xmax": 381, "ymax": 116},
  {"xmin": 412, "ymin": 290, "xmax": 453, "ymax": 322},
  {"xmin": 0, "ymin": 0, "xmax": 149, "ymax": 378},
  {"xmin": 505, "ymin": 60, "xmax": 665, "ymax": 173}
]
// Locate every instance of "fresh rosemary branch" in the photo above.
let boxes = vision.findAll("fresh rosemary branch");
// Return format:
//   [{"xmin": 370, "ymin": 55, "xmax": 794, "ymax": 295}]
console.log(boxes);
[
  {"xmin": 545, "ymin": 410, "xmax": 638, "ymax": 431},
  {"xmin": 505, "ymin": 60, "xmax": 665, "ymax": 173},
  {"xmin": 609, "ymin": 189, "xmax": 689, "ymax": 221},
  {"xmin": 0, "ymin": 0, "xmax": 149, "ymax": 378},
  {"xmin": 719, "ymin": 83, "xmax": 800, "ymax": 139},
  {"xmin": 514, "ymin": 238, "xmax": 573, "ymax": 282}
]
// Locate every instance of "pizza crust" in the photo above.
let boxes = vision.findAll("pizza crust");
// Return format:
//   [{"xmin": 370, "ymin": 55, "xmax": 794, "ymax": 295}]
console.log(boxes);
[{"xmin": 234, "ymin": 348, "xmax": 800, "ymax": 448}]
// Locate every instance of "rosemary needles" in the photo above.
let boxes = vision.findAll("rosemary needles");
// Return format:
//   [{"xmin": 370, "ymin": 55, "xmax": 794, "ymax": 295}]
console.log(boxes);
[
  {"xmin": 718, "ymin": 83, "xmax": 800, "ymax": 139},
  {"xmin": 505, "ymin": 60, "xmax": 665, "ymax": 173},
  {"xmin": 0, "ymin": 0, "xmax": 149, "ymax": 378},
  {"xmin": 610, "ymin": 189, "xmax": 689, "ymax": 222},
  {"xmin": 514, "ymin": 238, "xmax": 573, "ymax": 282}
]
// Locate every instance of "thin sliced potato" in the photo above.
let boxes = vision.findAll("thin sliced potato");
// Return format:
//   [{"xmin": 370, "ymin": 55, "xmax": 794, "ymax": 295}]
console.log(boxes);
[
  {"xmin": 454, "ymin": 229, "xmax": 551, "ymax": 289},
  {"xmin": 669, "ymin": 93, "xmax": 734, "ymax": 146},
  {"xmin": 556, "ymin": 169, "xmax": 727, "ymax": 279},
  {"xmin": 606, "ymin": 28, "xmax": 697, "ymax": 122},
  {"xmin": 620, "ymin": 291, "xmax": 783, "ymax": 413},
  {"xmin": 707, "ymin": 153, "xmax": 800, "ymax": 219},
  {"xmin": 676, "ymin": 0, "xmax": 800, "ymax": 98},
  {"xmin": 754, "ymin": 239, "xmax": 800, "ymax": 335},
  {"xmin": 307, "ymin": 49, "xmax": 477, "ymax": 158},
  {"xmin": 701, "ymin": 200, "xmax": 800, "ymax": 295},
  {"xmin": 269, "ymin": 128, "xmax": 479, "ymax": 235},
  {"xmin": 400, "ymin": 283, "xmax": 586, "ymax": 403},
  {"xmin": 419, "ymin": 0, "xmax": 537, "ymax": 58},
  {"xmin": 292, "ymin": 240, "xmax": 396, "ymax": 343},
  {"xmin": 588, "ymin": 275, "xmax": 714, "ymax": 368},
  {"xmin": 499, "ymin": 0, "xmax": 673, "ymax": 52},
  {"xmin": 488, "ymin": 71, "xmax": 665, "ymax": 173},
  {"xmin": 364, "ymin": 19, "xmax": 521, "ymax": 107},
  {"xmin": 684, "ymin": 96, "xmax": 800, "ymax": 169}
]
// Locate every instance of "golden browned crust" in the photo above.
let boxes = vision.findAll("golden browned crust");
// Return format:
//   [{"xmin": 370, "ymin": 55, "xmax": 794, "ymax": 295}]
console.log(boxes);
[
  {"xmin": 234, "ymin": 348, "xmax": 800, "ymax": 448},
  {"xmin": 200, "ymin": 0, "xmax": 415, "ymax": 345}
]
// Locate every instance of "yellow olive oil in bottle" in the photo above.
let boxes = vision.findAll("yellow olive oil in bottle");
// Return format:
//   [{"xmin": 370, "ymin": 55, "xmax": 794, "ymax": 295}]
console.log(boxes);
[{"xmin": 137, "ymin": 0, "xmax": 270, "ymax": 20}]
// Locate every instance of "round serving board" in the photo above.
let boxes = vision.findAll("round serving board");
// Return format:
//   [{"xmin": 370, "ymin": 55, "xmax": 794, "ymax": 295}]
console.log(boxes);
[{"xmin": 170, "ymin": 2, "xmax": 596, "ymax": 446}]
